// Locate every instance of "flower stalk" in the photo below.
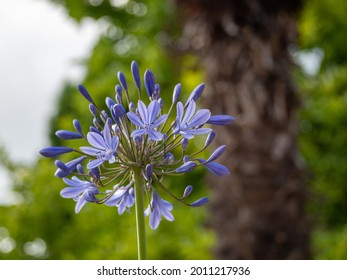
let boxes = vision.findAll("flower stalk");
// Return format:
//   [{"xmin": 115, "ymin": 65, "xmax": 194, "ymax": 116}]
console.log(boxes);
[{"xmin": 133, "ymin": 167, "xmax": 147, "ymax": 260}]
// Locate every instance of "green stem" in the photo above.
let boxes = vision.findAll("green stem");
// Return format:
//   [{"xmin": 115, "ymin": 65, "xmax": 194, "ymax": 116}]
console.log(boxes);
[{"xmin": 133, "ymin": 167, "xmax": 147, "ymax": 260}]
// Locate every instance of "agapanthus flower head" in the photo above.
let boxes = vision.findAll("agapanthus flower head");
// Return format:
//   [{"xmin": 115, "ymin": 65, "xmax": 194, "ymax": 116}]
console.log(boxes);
[{"xmin": 39, "ymin": 60, "xmax": 234, "ymax": 229}]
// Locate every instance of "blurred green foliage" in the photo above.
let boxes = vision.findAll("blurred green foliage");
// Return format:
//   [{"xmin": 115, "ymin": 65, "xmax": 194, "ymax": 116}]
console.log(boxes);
[{"xmin": 297, "ymin": 0, "xmax": 347, "ymax": 259}]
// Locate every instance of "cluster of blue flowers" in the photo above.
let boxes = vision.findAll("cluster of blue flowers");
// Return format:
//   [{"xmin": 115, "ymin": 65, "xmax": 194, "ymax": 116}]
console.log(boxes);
[{"xmin": 40, "ymin": 61, "xmax": 234, "ymax": 229}]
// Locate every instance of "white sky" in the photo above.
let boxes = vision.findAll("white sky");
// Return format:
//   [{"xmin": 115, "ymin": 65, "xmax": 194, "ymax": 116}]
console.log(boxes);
[{"xmin": 0, "ymin": 0, "xmax": 102, "ymax": 204}]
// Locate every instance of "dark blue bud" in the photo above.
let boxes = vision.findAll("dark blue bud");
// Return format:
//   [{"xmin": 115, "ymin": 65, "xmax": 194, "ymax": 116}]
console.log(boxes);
[
  {"xmin": 90, "ymin": 126, "xmax": 101, "ymax": 135},
  {"xmin": 77, "ymin": 164, "xmax": 85, "ymax": 174},
  {"xmin": 181, "ymin": 138, "xmax": 188, "ymax": 151},
  {"xmin": 89, "ymin": 167, "xmax": 100, "ymax": 180},
  {"xmin": 89, "ymin": 103, "xmax": 98, "ymax": 117},
  {"xmin": 145, "ymin": 164, "xmax": 153, "ymax": 180},
  {"xmin": 206, "ymin": 115, "xmax": 235, "ymax": 125},
  {"xmin": 39, "ymin": 146, "xmax": 74, "ymax": 158},
  {"xmin": 152, "ymin": 84, "xmax": 160, "ymax": 100},
  {"xmin": 129, "ymin": 102, "xmax": 136, "ymax": 112},
  {"xmin": 106, "ymin": 97, "xmax": 115, "ymax": 110},
  {"xmin": 190, "ymin": 197, "xmax": 209, "ymax": 207},
  {"xmin": 100, "ymin": 110, "xmax": 109, "ymax": 121},
  {"xmin": 78, "ymin": 84, "xmax": 94, "ymax": 103},
  {"xmin": 183, "ymin": 155, "xmax": 190, "ymax": 163},
  {"xmin": 208, "ymin": 145, "xmax": 226, "ymax": 162},
  {"xmin": 186, "ymin": 83, "xmax": 205, "ymax": 105},
  {"xmin": 144, "ymin": 69, "xmax": 155, "ymax": 97},
  {"xmin": 93, "ymin": 117, "xmax": 101, "ymax": 129},
  {"xmin": 55, "ymin": 160, "xmax": 69, "ymax": 172},
  {"xmin": 73, "ymin": 119, "xmax": 83, "ymax": 135},
  {"xmin": 131, "ymin": 60, "xmax": 141, "ymax": 90},
  {"xmin": 175, "ymin": 161, "xmax": 197, "ymax": 173},
  {"xmin": 54, "ymin": 156, "xmax": 86, "ymax": 178},
  {"xmin": 164, "ymin": 152, "xmax": 174, "ymax": 163},
  {"xmin": 112, "ymin": 104, "xmax": 126, "ymax": 124},
  {"xmin": 172, "ymin": 83, "xmax": 181, "ymax": 104},
  {"xmin": 115, "ymin": 84, "xmax": 122, "ymax": 94},
  {"xmin": 183, "ymin": 185, "xmax": 193, "ymax": 198},
  {"xmin": 55, "ymin": 130, "xmax": 83, "ymax": 140},
  {"xmin": 158, "ymin": 98, "xmax": 164, "ymax": 109},
  {"xmin": 205, "ymin": 131, "xmax": 216, "ymax": 147},
  {"xmin": 117, "ymin": 71, "xmax": 128, "ymax": 92}
]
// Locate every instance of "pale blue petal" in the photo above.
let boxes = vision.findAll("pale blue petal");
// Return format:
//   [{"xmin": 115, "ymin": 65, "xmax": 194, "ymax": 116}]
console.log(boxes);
[
  {"xmin": 148, "ymin": 101, "xmax": 160, "ymax": 124},
  {"xmin": 149, "ymin": 206, "xmax": 161, "ymax": 229},
  {"xmin": 148, "ymin": 129, "xmax": 163, "ymax": 141},
  {"xmin": 87, "ymin": 132, "xmax": 106, "ymax": 150},
  {"xmin": 137, "ymin": 100, "xmax": 148, "ymax": 124},
  {"xmin": 185, "ymin": 128, "xmax": 212, "ymax": 135},
  {"xmin": 60, "ymin": 186, "xmax": 86, "ymax": 198},
  {"xmin": 182, "ymin": 100, "xmax": 196, "ymax": 124},
  {"xmin": 188, "ymin": 109, "xmax": 211, "ymax": 127},
  {"xmin": 153, "ymin": 114, "xmax": 168, "ymax": 128},
  {"xmin": 75, "ymin": 197, "xmax": 88, "ymax": 214},
  {"xmin": 87, "ymin": 158, "xmax": 105, "ymax": 169},
  {"xmin": 131, "ymin": 129, "xmax": 146, "ymax": 138},
  {"xmin": 127, "ymin": 112, "xmax": 144, "ymax": 127},
  {"xmin": 176, "ymin": 102, "xmax": 184, "ymax": 123},
  {"xmin": 80, "ymin": 146, "xmax": 100, "ymax": 156},
  {"xmin": 102, "ymin": 125, "xmax": 112, "ymax": 149}
]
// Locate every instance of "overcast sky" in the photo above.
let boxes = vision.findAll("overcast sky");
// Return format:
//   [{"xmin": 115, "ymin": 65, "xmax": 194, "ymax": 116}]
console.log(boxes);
[{"xmin": 0, "ymin": 0, "xmax": 101, "ymax": 204}]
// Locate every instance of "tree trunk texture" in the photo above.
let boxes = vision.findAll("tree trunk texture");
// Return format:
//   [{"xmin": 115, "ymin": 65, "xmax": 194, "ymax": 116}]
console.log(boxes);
[{"xmin": 176, "ymin": 0, "xmax": 310, "ymax": 259}]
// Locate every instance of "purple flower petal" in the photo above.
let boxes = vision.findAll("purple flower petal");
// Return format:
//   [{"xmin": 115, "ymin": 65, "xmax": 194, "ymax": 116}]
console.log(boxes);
[
  {"xmin": 87, "ymin": 132, "xmax": 106, "ymax": 150},
  {"xmin": 176, "ymin": 102, "xmax": 184, "ymax": 123},
  {"xmin": 148, "ymin": 101, "xmax": 160, "ymax": 124},
  {"xmin": 127, "ymin": 112, "xmax": 144, "ymax": 127},
  {"xmin": 148, "ymin": 130, "xmax": 164, "ymax": 141},
  {"xmin": 87, "ymin": 158, "xmax": 105, "ymax": 169},
  {"xmin": 182, "ymin": 100, "xmax": 196, "ymax": 125},
  {"xmin": 153, "ymin": 114, "xmax": 168, "ymax": 127},
  {"xmin": 137, "ymin": 100, "xmax": 148, "ymax": 124},
  {"xmin": 131, "ymin": 128, "xmax": 146, "ymax": 138},
  {"xmin": 60, "ymin": 186, "xmax": 86, "ymax": 198},
  {"xmin": 79, "ymin": 146, "xmax": 100, "ymax": 156},
  {"xmin": 188, "ymin": 109, "xmax": 211, "ymax": 127}
]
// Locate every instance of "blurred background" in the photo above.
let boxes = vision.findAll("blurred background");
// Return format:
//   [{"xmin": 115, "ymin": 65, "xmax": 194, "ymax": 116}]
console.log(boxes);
[{"xmin": 0, "ymin": 0, "xmax": 347, "ymax": 259}]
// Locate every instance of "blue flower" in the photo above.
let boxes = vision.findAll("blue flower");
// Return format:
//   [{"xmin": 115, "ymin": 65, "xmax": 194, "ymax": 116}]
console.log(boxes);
[
  {"xmin": 60, "ymin": 176, "xmax": 100, "ymax": 213},
  {"xmin": 173, "ymin": 100, "xmax": 212, "ymax": 139},
  {"xmin": 80, "ymin": 123, "xmax": 119, "ymax": 169},
  {"xmin": 105, "ymin": 187, "xmax": 135, "ymax": 215},
  {"xmin": 127, "ymin": 100, "xmax": 167, "ymax": 141},
  {"xmin": 145, "ymin": 190, "xmax": 174, "ymax": 229}
]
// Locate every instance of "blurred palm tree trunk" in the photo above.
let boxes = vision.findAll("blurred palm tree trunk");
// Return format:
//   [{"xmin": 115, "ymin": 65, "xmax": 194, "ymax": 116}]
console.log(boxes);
[{"xmin": 176, "ymin": 0, "xmax": 310, "ymax": 259}]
